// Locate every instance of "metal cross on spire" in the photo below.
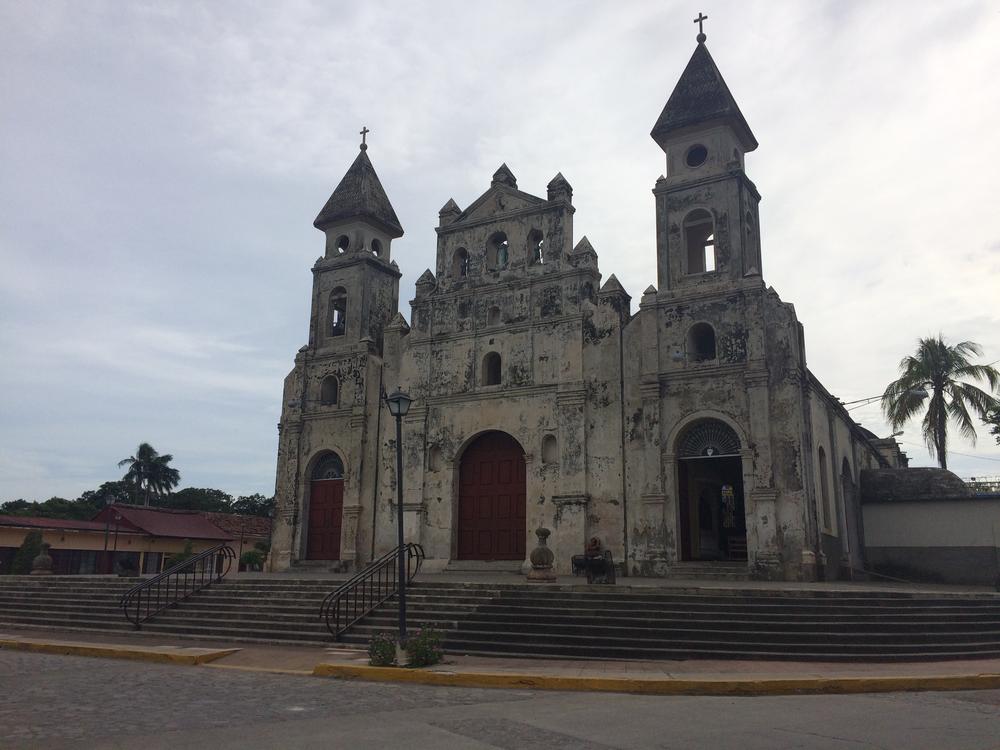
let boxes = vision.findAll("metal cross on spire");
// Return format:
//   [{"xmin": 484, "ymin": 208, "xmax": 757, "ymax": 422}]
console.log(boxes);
[
  {"xmin": 360, "ymin": 125, "xmax": 370, "ymax": 151},
  {"xmin": 694, "ymin": 12, "xmax": 708, "ymax": 43}
]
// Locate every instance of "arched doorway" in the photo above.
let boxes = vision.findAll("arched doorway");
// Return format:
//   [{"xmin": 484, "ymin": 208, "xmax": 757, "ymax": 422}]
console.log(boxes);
[
  {"xmin": 306, "ymin": 452, "xmax": 344, "ymax": 560},
  {"xmin": 457, "ymin": 431, "xmax": 526, "ymax": 560},
  {"xmin": 676, "ymin": 419, "xmax": 746, "ymax": 561}
]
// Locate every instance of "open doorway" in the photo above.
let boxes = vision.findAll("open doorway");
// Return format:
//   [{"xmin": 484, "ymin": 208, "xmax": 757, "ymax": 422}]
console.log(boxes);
[{"xmin": 676, "ymin": 419, "xmax": 747, "ymax": 561}]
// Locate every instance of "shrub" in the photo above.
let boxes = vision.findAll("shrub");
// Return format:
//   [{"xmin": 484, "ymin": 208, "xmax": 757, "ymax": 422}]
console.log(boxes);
[
  {"xmin": 164, "ymin": 539, "xmax": 194, "ymax": 571},
  {"xmin": 404, "ymin": 626, "xmax": 444, "ymax": 667},
  {"xmin": 368, "ymin": 632, "xmax": 396, "ymax": 667},
  {"xmin": 240, "ymin": 550, "xmax": 265, "ymax": 571},
  {"xmin": 11, "ymin": 530, "xmax": 44, "ymax": 575}
]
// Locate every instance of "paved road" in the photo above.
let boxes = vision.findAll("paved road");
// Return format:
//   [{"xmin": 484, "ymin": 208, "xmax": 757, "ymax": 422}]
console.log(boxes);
[{"xmin": 2, "ymin": 651, "xmax": 999, "ymax": 749}]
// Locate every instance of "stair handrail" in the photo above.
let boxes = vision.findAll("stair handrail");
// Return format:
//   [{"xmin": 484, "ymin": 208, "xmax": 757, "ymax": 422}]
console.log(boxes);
[
  {"xmin": 120, "ymin": 542, "xmax": 236, "ymax": 628},
  {"xmin": 319, "ymin": 542, "xmax": 425, "ymax": 639}
]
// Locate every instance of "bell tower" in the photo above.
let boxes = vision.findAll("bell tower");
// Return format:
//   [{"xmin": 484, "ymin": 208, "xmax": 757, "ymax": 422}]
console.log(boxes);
[
  {"xmin": 308, "ymin": 130, "xmax": 404, "ymax": 355},
  {"xmin": 650, "ymin": 23, "xmax": 762, "ymax": 294}
]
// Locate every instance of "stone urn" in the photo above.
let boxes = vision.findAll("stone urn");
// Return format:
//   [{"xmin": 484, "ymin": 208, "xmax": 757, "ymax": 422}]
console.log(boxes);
[
  {"xmin": 30, "ymin": 543, "xmax": 54, "ymax": 576},
  {"xmin": 527, "ymin": 527, "xmax": 556, "ymax": 583}
]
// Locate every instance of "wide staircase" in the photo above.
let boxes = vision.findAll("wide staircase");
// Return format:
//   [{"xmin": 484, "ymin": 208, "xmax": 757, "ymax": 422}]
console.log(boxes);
[{"xmin": 2, "ymin": 576, "xmax": 1000, "ymax": 661}]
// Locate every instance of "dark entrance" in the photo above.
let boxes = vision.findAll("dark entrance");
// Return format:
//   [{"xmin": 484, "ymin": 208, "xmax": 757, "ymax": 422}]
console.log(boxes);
[
  {"xmin": 307, "ymin": 453, "xmax": 344, "ymax": 560},
  {"xmin": 457, "ymin": 431, "xmax": 526, "ymax": 560},
  {"xmin": 676, "ymin": 420, "xmax": 747, "ymax": 561}
]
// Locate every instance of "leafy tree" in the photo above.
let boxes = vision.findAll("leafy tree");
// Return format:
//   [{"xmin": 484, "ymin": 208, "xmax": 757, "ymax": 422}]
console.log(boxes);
[
  {"xmin": 881, "ymin": 336, "xmax": 1000, "ymax": 470},
  {"xmin": 118, "ymin": 443, "xmax": 181, "ymax": 506},
  {"xmin": 0, "ymin": 499, "xmax": 34, "ymax": 516},
  {"xmin": 232, "ymin": 493, "xmax": 275, "ymax": 517},
  {"xmin": 77, "ymin": 481, "xmax": 134, "ymax": 509},
  {"xmin": 11, "ymin": 530, "xmax": 44, "ymax": 574},
  {"xmin": 986, "ymin": 407, "xmax": 1000, "ymax": 446},
  {"xmin": 158, "ymin": 487, "xmax": 233, "ymax": 513}
]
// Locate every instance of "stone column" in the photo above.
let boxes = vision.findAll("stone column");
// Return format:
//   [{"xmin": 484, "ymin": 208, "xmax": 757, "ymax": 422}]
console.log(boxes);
[
  {"xmin": 340, "ymin": 505, "xmax": 362, "ymax": 570},
  {"xmin": 270, "ymin": 420, "xmax": 303, "ymax": 571},
  {"xmin": 551, "ymin": 494, "xmax": 589, "ymax": 575}
]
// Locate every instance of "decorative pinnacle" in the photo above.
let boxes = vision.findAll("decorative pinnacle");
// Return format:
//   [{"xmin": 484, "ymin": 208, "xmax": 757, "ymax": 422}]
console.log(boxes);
[
  {"xmin": 694, "ymin": 12, "xmax": 708, "ymax": 44},
  {"xmin": 359, "ymin": 125, "xmax": 370, "ymax": 151}
]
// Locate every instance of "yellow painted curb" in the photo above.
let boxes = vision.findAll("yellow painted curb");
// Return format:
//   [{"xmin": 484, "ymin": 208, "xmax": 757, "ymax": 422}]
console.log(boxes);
[
  {"xmin": 0, "ymin": 638, "xmax": 239, "ymax": 666},
  {"xmin": 311, "ymin": 663, "xmax": 1000, "ymax": 696}
]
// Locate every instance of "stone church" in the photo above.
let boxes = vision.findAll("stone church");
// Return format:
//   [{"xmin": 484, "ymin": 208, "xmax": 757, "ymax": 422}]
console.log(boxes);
[{"xmin": 269, "ymin": 32, "xmax": 901, "ymax": 581}]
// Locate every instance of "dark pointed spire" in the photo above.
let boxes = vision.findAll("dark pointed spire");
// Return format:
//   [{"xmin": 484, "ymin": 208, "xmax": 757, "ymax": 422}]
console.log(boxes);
[
  {"xmin": 650, "ymin": 41, "xmax": 757, "ymax": 152},
  {"xmin": 314, "ymin": 143, "xmax": 404, "ymax": 237},
  {"xmin": 546, "ymin": 172, "xmax": 573, "ymax": 203},
  {"xmin": 491, "ymin": 163, "xmax": 517, "ymax": 189}
]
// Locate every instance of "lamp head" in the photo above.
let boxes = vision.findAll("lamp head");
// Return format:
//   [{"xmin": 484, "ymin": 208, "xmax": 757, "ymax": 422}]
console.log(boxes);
[{"xmin": 385, "ymin": 387, "xmax": 414, "ymax": 417}]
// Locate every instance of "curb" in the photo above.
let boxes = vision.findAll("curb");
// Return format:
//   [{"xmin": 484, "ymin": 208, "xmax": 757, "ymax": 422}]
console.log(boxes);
[
  {"xmin": 0, "ymin": 637, "xmax": 239, "ymax": 666},
  {"xmin": 311, "ymin": 663, "xmax": 1000, "ymax": 696}
]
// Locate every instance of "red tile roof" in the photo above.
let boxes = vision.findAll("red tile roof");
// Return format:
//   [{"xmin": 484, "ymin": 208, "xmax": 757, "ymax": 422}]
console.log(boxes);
[
  {"xmin": 201, "ymin": 512, "xmax": 271, "ymax": 540},
  {"xmin": 0, "ymin": 515, "xmax": 117, "ymax": 533},
  {"xmin": 92, "ymin": 505, "xmax": 232, "ymax": 541}
]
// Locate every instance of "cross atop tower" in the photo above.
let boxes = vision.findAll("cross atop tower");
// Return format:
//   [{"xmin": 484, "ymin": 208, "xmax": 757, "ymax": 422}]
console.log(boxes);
[
  {"xmin": 694, "ymin": 12, "xmax": 708, "ymax": 43},
  {"xmin": 360, "ymin": 125, "xmax": 370, "ymax": 151}
]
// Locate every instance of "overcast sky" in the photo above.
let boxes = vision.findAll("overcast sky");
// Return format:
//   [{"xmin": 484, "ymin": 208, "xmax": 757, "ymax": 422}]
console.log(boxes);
[{"xmin": 2, "ymin": 0, "xmax": 999, "ymax": 502}]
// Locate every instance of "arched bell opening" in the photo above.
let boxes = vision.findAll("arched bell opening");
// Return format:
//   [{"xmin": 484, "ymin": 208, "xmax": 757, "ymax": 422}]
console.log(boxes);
[{"xmin": 675, "ymin": 419, "xmax": 747, "ymax": 562}]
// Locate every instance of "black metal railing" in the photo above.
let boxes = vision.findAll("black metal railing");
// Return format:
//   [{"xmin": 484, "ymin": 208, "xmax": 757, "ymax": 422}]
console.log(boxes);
[
  {"xmin": 319, "ymin": 543, "xmax": 424, "ymax": 639},
  {"xmin": 120, "ymin": 543, "xmax": 236, "ymax": 628}
]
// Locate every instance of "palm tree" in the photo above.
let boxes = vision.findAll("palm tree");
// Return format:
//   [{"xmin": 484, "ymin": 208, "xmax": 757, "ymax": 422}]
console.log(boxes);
[
  {"xmin": 118, "ymin": 443, "xmax": 181, "ymax": 506},
  {"xmin": 881, "ymin": 336, "xmax": 1000, "ymax": 470}
]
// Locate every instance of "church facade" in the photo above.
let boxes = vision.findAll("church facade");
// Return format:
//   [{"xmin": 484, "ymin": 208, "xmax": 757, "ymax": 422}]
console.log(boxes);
[{"xmin": 269, "ymin": 35, "xmax": 897, "ymax": 581}]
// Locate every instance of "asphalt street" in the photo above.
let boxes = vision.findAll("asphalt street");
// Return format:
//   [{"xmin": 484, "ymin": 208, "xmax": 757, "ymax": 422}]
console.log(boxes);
[{"xmin": 2, "ymin": 651, "xmax": 999, "ymax": 749}]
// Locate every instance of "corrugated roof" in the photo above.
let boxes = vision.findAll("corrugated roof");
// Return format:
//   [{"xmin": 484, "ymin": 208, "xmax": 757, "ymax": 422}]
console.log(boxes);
[
  {"xmin": 650, "ymin": 42, "xmax": 757, "ymax": 151},
  {"xmin": 93, "ymin": 505, "xmax": 233, "ymax": 541},
  {"xmin": 313, "ymin": 146, "xmax": 404, "ymax": 237}
]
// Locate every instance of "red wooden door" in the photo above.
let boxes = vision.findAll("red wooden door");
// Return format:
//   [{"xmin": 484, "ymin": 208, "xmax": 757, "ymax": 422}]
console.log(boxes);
[
  {"xmin": 307, "ymin": 479, "xmax": 343, "ymax": 560},
  {"xmin": 458, "ymin": 432, "xmax": 526, "ymax": 560}
]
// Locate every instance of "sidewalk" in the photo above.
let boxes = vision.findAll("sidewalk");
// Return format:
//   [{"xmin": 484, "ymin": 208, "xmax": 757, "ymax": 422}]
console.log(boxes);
[{"xmin": 3, "ymin": 625, "xmax": 999, "ymax": 696}]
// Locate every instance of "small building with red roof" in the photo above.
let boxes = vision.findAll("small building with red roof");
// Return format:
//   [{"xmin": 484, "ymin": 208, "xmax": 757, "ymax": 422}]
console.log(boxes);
[{"xmin": 0, "ymin": 505, "xmax": 235, "ymax": 575}]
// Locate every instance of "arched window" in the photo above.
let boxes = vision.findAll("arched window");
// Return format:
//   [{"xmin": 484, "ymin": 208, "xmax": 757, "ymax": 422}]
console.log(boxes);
[
  {"xmin": 452, "ymin": 248, "xmax": 469, "ymax": 278},
  {"xmin": 581, "ymin": 282, "xmax": 595, "ymax": 304},
  {"xmin": 312, "ymin": 452, "xmax": 344, "ymax": 480},
  {"xmin": 482, "ymin": 352, "xmax": 502, "ymax": 386},
  {"xmin": 683, "ymin": 209, "xmax": 716, "ymax": 274},
  {"xmin": 528, "ymin": 229, "xmax": 544, "ymax": 265},
  {"xmin": 687, "ymin": 322, "xmax": 716, "ymax": 362},
  {"xmin": 487, "ymin": 231, "xmax": 509, "ymax": 269},
  {"xmin": 320, "ymin": 376, "xmax": 339, "ymax": 405},
  {"xmin": 329, "ymin": 287, "xmax": 347, "ymax": 336},
  {"xmin": 677, "ymin": 419, "xmax": 740, "ymax": 457},
  {"xmin": 370, "ymin": 239, "xmax": 383, "ymax": 257},
  {"xmin": 487, "ymin": 306, "xmax": 501, "ymax": 326},
  {"xmin": 541, "ymin": 434, "xmax": 558, "ymax": 464},
  {"xmin": 335, "ymin": 235, "xmax": 349, "ymax": 254},
  {"xmin": 818, "ymin": 447, "xmax": 832, "ymax": 531}
]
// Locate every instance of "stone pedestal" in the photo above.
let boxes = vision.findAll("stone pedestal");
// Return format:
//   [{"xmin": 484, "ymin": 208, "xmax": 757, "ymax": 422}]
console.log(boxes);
[{"xmin": 527, "ymin": 528, "xmax": 556, "ymax": 583}]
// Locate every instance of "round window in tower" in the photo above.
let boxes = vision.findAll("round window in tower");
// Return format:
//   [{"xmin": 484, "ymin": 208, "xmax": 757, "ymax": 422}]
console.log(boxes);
[{"xmin": 685, "ymin": 144, "xmax": 708, "ymax": 168}]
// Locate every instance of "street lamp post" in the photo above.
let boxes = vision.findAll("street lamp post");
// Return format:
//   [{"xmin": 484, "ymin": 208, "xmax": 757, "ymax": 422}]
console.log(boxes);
[{"xmin": 385, "ymin": 387, "xmax": 414, "ymax": 647}]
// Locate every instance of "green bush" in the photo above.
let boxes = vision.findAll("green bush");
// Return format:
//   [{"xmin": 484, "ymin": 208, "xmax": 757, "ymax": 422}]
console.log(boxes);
[
  {"xmin": 240, "ymin": 550, "xmax": 265, "ymax": 571},
  {"xmin": 163, "ymin": 539, "xmax": 194, "ymax": 571},
  {"xmin": 404, "ymin": 626, "xmax": 444, "ymax": 668},
  {"xmin": 368, "ymin": 632, "xmax": 397, "ymax": 667},
  {"xmin": 11, "ymin": 530, "xmax": 44, "ymax": 574}
]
